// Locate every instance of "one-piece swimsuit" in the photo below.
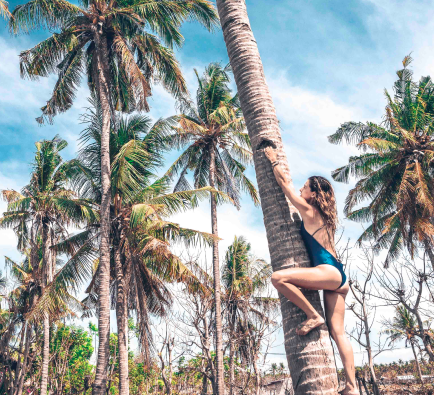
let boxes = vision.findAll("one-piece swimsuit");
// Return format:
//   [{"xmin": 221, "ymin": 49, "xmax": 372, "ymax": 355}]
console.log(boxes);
[{"xmin": 300, "ymin": 220, "xmax": 347, "ymax": 289}]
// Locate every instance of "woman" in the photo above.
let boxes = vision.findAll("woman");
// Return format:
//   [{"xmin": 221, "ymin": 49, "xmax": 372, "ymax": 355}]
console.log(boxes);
[{"xmin": 264, "ymin": 146, "xmax": 359, "ymax": 395}]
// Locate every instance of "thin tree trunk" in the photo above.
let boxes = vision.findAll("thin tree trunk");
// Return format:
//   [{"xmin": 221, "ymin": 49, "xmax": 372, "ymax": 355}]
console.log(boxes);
[
  {"xmin": 15, "ymin": 324, "xmax": 32, "ymax": 395},
  {"xmin": 10, "ymin": 325, "xmax": 25, "ymax": 395},
  {"xmin": 252, "ymin": 358, "xmax": 260, "ymax": 395},
  {"xmin": 355, "ymin": 371, "xmax": 363, "ymax": 395},
  {"xmin": 413, "ymin": 309, "xmax": 434, "ymax": 362},
  {"xmin": 361, "ymin": 304, "xmax": 379, "ymax": 395},
  {"xmin": 215, "ymin": 1, "xmax": 338, "ymax": 394},
  {"xmin": 228, "ymin": 334, "xmax": 235, "ymax": 395},
  {"xmin": 92, "ymin": 27, "xmax": 112, "ymax": 395},
  {"xmin": 114, "ymin": 241, "xmax": 129, "ymax": 395},
  {"xmin": 202, "ymin": 375, "xmax": 209, "ymax": 395},
  {"xmin": 410, "ymin": 341, "xmax": 423, "ymax": 384},
  {"xmin": 40, "ymin": 223, "xmax": 52, "ymax": 395},
  {"xmin": 209, "ymin": 147, "xmax": 225, "ymax": 395},
  {"xmin": 423, "ymin": 239, "xmax": 434, "ymax": 272},
  {"xmin": 228, "ymin": 306, "xmax": 236, "ymax": 395}
]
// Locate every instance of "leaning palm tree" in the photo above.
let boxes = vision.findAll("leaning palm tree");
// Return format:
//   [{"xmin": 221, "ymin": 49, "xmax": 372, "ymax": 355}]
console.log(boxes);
[
  {"xmin": 0, "ymin": 137, "xmax": 97, "ymax": 395},
  {"xmin": 66, "ymin": 101, "xmax": 221, "ymax": 395},
  {"xmin": 222, "ymin": 236, "xmax": 272, "ymax": 395},
  {"xmin": 384, "ymin": 306, "xmax": 424, "ymax": 384},
  {"xmin": 165, "ymin": 62, "xmax": 259, "ymax": 395},
  {"xmin": 10, "ymin": 2, "xmax": 218, "ymax": 392},
  {"xmin": 329, "ymin": 56, "xmax": 434, "ymax": 269},
  {"xmin": 210, "ymin": 4, "xmax": 340, "ymax": 393}
]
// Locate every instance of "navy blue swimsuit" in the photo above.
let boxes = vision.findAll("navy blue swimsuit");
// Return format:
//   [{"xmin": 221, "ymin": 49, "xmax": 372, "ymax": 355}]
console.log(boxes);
[{"xmin": 300, "ymin": 220, "xmax": 347, "ymax": 289}]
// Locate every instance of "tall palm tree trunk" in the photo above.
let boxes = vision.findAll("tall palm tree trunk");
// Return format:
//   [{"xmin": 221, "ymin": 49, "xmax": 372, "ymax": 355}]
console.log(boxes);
[
  {"xmin": 114, "ymin": 242, "xmax": 130, "ymax": 395},
  {"xmin": 10, "ymin": 323, "xmax": 25, "ymax": 395},
  {"xmin": 228, "ymin": 335, "xmax": 235, "ymax": 395},
  {"xmin": 40, "ymin": 223, "xmax": 53, "ymax": 395},
  {"xmin": 410, "ymin": 341, "xmax": 423, "ymax": 384},
  {"xmin": 92, "ymin": 28, "xmax": 113, "ymax": 395},
  {"xmin": 209, "ymin": 147, "xmax": 225, "ymax": 395},
  {"xmin": 15, "ymin": 324, "xmax": 32, "ymax": 395},
  {"xmin": 214, "ymin": 2, "xmax": 338, "ymax": 394},
  {"xmin": 228, "ymin": 306, "xmax": 236, "ymax": 395}
]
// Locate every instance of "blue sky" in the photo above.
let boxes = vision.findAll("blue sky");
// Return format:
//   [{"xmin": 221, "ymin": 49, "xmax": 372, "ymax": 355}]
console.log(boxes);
[{"xmin": 1, "ymin": 0, "xmax": 434, "ymax": 368}]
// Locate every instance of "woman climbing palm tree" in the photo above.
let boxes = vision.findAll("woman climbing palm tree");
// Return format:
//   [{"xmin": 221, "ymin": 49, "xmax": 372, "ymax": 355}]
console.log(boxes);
[{"xmin": 264, "ymin": 146, "xmax": 359, "ymax": 395}]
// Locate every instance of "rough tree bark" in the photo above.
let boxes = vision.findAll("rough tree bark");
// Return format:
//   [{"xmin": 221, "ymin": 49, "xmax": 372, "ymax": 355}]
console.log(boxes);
[
  {"xmin": 114, "ymin": 240, "xmax": 130, "ymax": 395},
  {"xmin": 40, "ymin": 223, "xmax": 53, "ymax": 395},
  {"xmin": 228, "ymin": 304, "xmax": 236, "ymax": 395},
  {"xmin": 92, "ymin": 26, "xmax": 112, "ymax": 395},
  {"xmin": 215, "ymin": 1, "xmax": 339, "ymax": 393},
  {"xmin": 209, "ymin": 146, "xmax": 225, "ymax": 394}
]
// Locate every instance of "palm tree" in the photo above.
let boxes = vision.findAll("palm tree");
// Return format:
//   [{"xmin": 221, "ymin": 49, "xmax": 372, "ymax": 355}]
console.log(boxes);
[
  {"xmin": 3, "ymin": 250, "xmax": 40, "ymax": 395},
  {"xmin": 70, "ymin": 101, "xmax": 219, "ymax": 395},
  {"xmin": 0, "ymin": 137, "xmax": 97, "ymax": 395},
  {"xmin": 0, "ymin": 0, "xmax": 11, "ymax": 19},
  {"xmin": 222, "ymin": 236, "xmax": 272, "ymax": 395},
  {"xmin": 211, "ymin": 3, "xmax": 339, "ymax": 394},
  {"xmin": 384, "ymin": 306, "xmax": 424, "ymax": 383},
  {"xmin": 10, "ymin": 2, "xmax": 218, "ymax": 393},
  {"xmin": 329, "ymin": 55, "xmax": 434, "ymax": 269},
  {"xmin": 165, "ymin": 62, "xmax": 259, "ymax": 395}
]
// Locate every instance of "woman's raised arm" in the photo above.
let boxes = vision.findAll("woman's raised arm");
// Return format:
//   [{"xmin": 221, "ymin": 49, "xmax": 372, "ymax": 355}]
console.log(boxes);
[{"xmin": 264, "ymin": 147, "xmax": 311, "ymax": 215}]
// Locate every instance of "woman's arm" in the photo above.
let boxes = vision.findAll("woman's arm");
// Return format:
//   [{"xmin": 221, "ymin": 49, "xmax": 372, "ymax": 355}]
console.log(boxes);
[{"xmin": 264, "ymin": 147, "xmax": 311, "ymax": 214}]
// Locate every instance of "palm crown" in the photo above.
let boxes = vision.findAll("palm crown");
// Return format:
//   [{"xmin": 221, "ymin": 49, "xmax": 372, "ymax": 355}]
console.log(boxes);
[
  {"xmin": 67, "ymin": 102, "xmax": 218, "ymax": 361},
  {"xmin": 10, "ymin": 0, "xmax": 218, "ymax": 122},
  {"xmin": 1, "ymin": 137, "xmax": 98, "ymax": 251},
  {"xmin": 165, "ymin": 63, "xmax": 259, "ymax": 208},
  {"xmin": 329, "ymin": 56, "xmax": 434, "ymax": 267},
  {"xmin": 222, "ymin": 236, "xmax": 271, "ymax": 301},
  {"xmin": 384, "ymin": 306, "xmax": 418, "ymax": 346}
]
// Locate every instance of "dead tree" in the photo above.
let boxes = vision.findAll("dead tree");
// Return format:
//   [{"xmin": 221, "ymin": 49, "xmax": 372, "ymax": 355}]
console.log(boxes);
[
  {"xmin": 373, "ymin": 251, "xmax": 434, "ymax": 362},
  {"xmin": 174, "ymin": 256, "xmax": 217, "ymax": 395},
  {"xmin": 346, "ymin": 244, "xmax": 390, "ymax": 395}
]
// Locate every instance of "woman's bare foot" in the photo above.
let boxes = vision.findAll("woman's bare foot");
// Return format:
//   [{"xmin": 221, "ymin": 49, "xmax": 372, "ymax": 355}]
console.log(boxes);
[
  {"xmin": 295, "ymin": 314, "xmax": 325, "ymax": 336},
  {"xmin": 338, "ymin": 386, "xmax": 360, "ymax": 395}
]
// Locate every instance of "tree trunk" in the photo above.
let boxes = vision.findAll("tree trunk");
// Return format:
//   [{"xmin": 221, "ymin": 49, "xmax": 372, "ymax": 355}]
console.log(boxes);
[
  {"xmin": 252, "ymin": 358, "xmax": 260, "ymax": 395},
  {"xmin": 202, "ymin": 374, "xmax": 209, "ymax": 395},
  {"xmin": 9, "ymin": 324, "xmax": 25, "ymax": 395},
  {"xmin": 114, "ymin": 242, "xmax": 129, "ymax": 395},
  {"xmin": 209, "ymin": 147, "xmax": 225, "ymax": 395},
  {"xmin": 413, "ymin": 309, "xmax": 434, "ymax": 362},
  {"xmin": 410, "ymin": 341, "xmax": 423, "ymax": 384},
  {"xmin": 423, "ymin": 239, "xmax": 434, "ymax": 271},
  {"xmin": 15, "ymin": 324, "xmax": 32, "ymax": 395},
  {"xmin": 361, "ymin": 305, "xmax": 380, "ymax": 395},
  {"xmin": 228, "ymin": 306, "xmax": 236, "ymax": 395},
  {"xmin": 228, "ymin": 335, "xmax": 235, "ymax": 395},
  {"xmin": 215, "ymin": 1, "xmax": 338, "ymax": 394},
  {"xmin": 40, "ymin": 223, "xmax": 53, "ymax": 395},
  {"xmin": 92, "ymin": 28, "xmax": 112, "ymax": 395}
]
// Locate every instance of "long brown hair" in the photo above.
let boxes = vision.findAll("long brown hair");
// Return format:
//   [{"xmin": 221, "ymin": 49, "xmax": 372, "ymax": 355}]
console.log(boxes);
[{"xmin": 308, "ymin": 176, "xmax": 339, "ymax": 254}]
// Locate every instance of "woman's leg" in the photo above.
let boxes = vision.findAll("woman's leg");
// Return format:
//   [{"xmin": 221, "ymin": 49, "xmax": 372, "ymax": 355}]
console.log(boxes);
[
  {"xmin": 324, "ymin": 288, "xmax": 359, "ymax": 394},
  {"xmin": 271, "ymin": 266, "xmax": 342, "ymax": 335}
]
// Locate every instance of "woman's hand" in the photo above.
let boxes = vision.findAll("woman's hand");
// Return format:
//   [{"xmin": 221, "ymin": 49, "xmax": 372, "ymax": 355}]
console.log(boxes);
[{"xmin": 264, "ymin": 146, "xmax": 277, "ymax": 162}]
